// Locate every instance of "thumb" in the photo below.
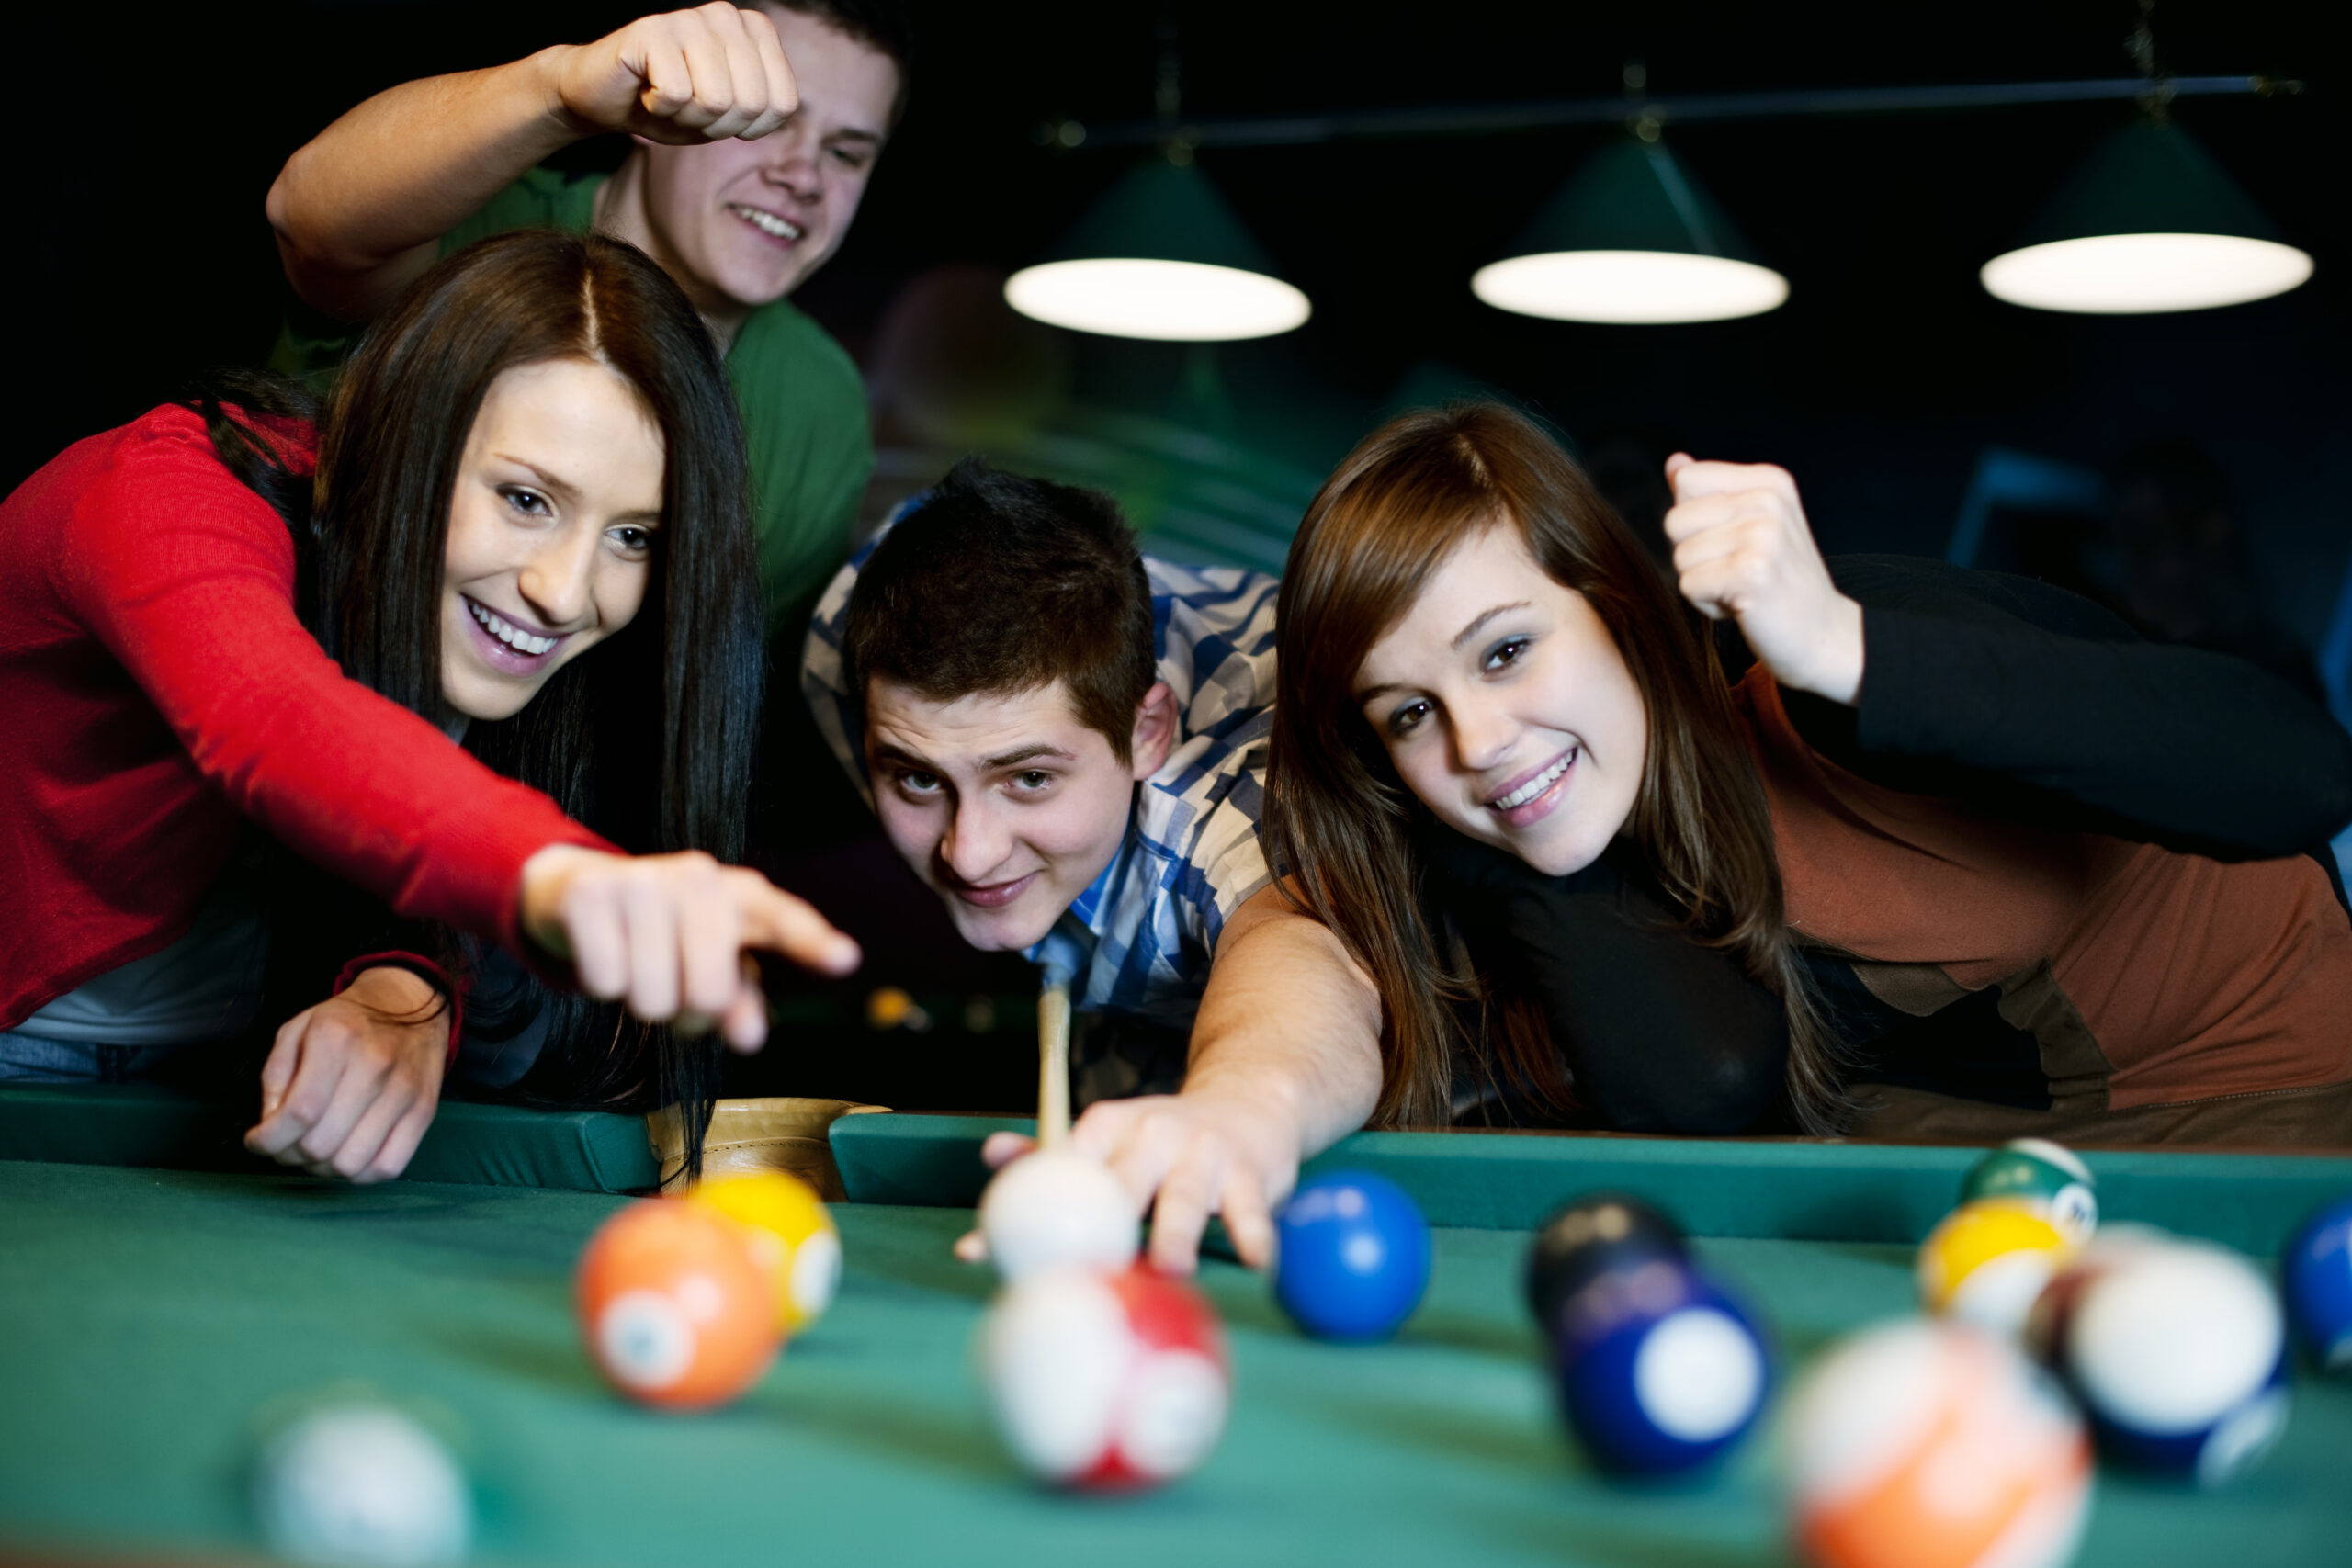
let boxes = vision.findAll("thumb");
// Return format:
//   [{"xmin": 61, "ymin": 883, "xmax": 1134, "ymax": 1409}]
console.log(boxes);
[{"xmin": 1663, "ymin": 451, "xmax": 1696, "ymax": 492}]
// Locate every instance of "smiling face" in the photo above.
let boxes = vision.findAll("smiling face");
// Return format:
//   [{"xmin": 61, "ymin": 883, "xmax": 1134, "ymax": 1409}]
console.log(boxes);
[
  {"xmin": 624, "ymin": 6, "xmax": 899, "ymax": 323},
  {"xmin": 439, "ymin": 357, "xmax": 664, "ymax": 722},
  {"xmin": 864, "ymin": 678, "xmax": 1175, "ymax": 952},
  {"xmin": 1352, "ymin": 523, "xmax": 1649, "ymax": 876}
]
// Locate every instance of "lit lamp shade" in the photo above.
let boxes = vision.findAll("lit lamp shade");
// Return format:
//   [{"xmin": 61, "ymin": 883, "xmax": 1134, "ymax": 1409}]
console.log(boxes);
[
  {"xmin": 1473, "ymin": 139, "xmax": 1788, "ymax": 324},
  {"xmin": 1005, "ymin": 159, "xmax": 1310, "ymax": 341},
  {"xmin": 1982, "ymin": 119, "xmax": 2312, "ymax": 314}
]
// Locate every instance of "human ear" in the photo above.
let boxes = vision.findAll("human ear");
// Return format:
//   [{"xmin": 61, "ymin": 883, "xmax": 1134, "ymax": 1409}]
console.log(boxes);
[{"xmin": 1129, "ymin": 682, "xmax": 1177, "ymax": 781}]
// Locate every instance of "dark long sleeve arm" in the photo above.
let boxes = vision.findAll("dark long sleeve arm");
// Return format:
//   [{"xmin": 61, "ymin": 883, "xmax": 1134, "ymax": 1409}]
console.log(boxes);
[
  {"xmin": 1423, "ymin": 830, "xmax": 1788, "ymax": 1134},
  {"xmin": 1802, "ymin": 556, "xmax": 2352, "ymax": 860}
]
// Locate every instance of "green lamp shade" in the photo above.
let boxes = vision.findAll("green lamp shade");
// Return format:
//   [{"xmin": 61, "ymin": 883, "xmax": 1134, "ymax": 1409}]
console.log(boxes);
[
  {"xmin": 1005, "ymin": 159, "xmax": 1310, "ymax": 341},
  {"xmin": 1982, "ymin": 120, "xmax": 2312, "ymax": 314},
  {"xmin": 1473, "ymin": 140, "xmax": 1788, "ymax": 324}
]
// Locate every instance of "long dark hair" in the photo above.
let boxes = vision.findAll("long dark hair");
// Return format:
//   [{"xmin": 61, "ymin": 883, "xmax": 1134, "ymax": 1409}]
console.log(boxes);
[
  {"xmin": 1265, "ymin": 402, "xmax": 1845, "ymax": 1134},
  {"xmin": 197, "ymin": 230, "xmax": 763, "ymax": 1161}
]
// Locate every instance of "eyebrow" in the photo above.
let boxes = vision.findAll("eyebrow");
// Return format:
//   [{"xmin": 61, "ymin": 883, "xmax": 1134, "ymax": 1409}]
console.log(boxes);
[
  {"xmin": 1452, "ymin": 601, "xmax": 1532, "ymax": 650},
  {"xmin": 826, "ymin": 128, "xmax": 885, "ymax": 147},
  {"xmin": 984, "ymin": 744, "xmax": 1074, "ymax": 771},
  {"xmin": 1354, "ymin": 599, "xmax": 1537, "ymax": 706},
  {"xmin": 491, "ymin": 453, "xmax": 662, "ymax": 527}
]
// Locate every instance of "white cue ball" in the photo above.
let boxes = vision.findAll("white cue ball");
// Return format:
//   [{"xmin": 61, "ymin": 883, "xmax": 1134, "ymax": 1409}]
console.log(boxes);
[
  {"xmin": 253, "ymin": 1404, "xmax": 471, "ymax": 1568},
  {"xmin": 978, "ymin": 1148, "xmax": 1140, "ymax": 1280}
]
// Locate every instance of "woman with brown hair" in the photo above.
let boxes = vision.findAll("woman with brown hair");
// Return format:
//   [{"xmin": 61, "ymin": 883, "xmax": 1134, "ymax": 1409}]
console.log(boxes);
[
  {"xmin": 1267, "ymin": 401, "xmax": 2352, "ymax": 1145},
  {"xmin": 0, "ymin": 231, "xmax": 858, "ymax": 1182}
]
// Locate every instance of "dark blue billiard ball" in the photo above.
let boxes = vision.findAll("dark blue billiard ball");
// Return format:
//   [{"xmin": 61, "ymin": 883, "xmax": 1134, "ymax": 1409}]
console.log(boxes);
[
  {"xmin": 2283, "ymin": 1193, "xmax": 2352, "ymax": 1371},
  {"xmin": 1550, "ymin": 1258, "xmax": 1770, "ymax": 1476},
  {"xmin": 1525, "ymin": 1192, "xmax": 1688, "ymax": 1333},
  {"xmin": 1272, "ymin": 1169, "xmax": 1431, "ymax": 1341},
  {"xmin": 2047, "ymin": 1238, "xmax": 2291, "ymax": 1485}
]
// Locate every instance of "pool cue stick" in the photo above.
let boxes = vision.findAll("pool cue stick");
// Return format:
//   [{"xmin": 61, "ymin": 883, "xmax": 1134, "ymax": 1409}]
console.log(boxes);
[{"xmin": 1037, "ymin": 974, "xmax": 1073, "ymax": 1149}]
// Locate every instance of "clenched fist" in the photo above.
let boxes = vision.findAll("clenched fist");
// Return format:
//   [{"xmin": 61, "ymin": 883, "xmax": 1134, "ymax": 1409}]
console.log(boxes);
[
  {"xmin": 550, "ymin": 4, "xmax": 800, "ymax": 145},
  {"xmin": 1663, "ymin": 454, "xmax": 1865, "ymax": 705}
]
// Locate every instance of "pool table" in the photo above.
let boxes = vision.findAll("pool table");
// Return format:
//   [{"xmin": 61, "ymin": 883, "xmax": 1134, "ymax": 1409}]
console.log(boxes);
[{"xmin": 2, "ymin": 1110, "xmax": 2348, "ymax": 1567}]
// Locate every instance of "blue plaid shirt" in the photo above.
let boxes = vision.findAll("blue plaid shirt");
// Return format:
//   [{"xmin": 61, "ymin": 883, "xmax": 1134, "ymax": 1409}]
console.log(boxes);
[{"xmin": 803, "ymin": 536, "xmax": 1280, "ymax": 1033}]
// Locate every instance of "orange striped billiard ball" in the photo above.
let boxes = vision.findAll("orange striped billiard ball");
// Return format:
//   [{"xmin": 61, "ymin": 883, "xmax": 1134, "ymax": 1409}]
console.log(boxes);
[{"xmin": 1785, "ymin": 1320, "xmax": 2092, "ymax": 1568}]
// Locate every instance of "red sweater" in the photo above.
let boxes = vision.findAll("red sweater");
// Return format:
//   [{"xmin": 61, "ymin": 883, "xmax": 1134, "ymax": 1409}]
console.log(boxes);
[{"xmin": 0, "ymin": 405, "xmax": 606, "ymax": 1031}]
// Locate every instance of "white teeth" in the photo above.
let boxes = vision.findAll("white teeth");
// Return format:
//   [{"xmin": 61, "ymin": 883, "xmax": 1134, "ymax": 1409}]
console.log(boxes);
[
  {"xmin": 731, "ymin": 205, "xmax": 803, "ymax": 241},
  {"xmin": 468, "ymin": 599, "xmax": 557, "ymax": 657},
  {"xmin": 1493, "ymin": 750, "xmax": 1574, "ymax": 811}
]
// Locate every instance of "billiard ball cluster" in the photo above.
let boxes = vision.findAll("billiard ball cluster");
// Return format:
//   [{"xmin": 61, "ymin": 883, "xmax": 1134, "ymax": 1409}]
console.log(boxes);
[
  {"xmin": 573, "ymin": 1171, "xmax": 842, "ymax": 1410},
  {"xmin": 1780, "ymin": 1140, "xmax": 2350, "ymax": 1568},
  {"xmin": 972, "ymin": 1147, "xmax": 1231, "ymax": 1490},
  {"xmin": 1524, "ymin": 1193, "xmax": 1770, "ymax": 1476}
]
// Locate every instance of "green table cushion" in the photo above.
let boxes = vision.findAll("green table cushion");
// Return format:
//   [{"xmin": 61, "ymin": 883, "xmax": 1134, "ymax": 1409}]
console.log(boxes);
[
  {"xmin": 0, "ymin": 1082, "xmax": 658, "ymax": 1193},
  {"xmin": 831, "ymin": 1113, "xmax": 2352, "ymax": 1255}
]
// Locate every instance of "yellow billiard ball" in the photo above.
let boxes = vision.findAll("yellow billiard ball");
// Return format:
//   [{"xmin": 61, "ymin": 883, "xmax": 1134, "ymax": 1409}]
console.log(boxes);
[
  {"xmin": 1917, "ymin": 1199, "xmax": 2076, "ymax": 1336},
  {"xmin": 690, "ymin": 1172, "xmax": 843, "ymax": 1336}
]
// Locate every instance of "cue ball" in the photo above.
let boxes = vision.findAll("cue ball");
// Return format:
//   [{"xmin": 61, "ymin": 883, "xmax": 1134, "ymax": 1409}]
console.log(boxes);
[
  {"xmin": 1525, "ymin": 1191, "xmax": 1688, "ymax": 1332},
  {"xmin": 1549, "ymin": 1258, "xmax": 1769, "ymax": 1475},
  {"xmin": 1273, "ymin": 1168, "xmax": 1432, "ymax": 1341},
  {"xmin": 1916, "ymin": 1199, "xmax": 2075, "ymax": 1336},
  {"xmin": 1784, "ymin": 1320, "xmax": 2091, "ymax": 1568},
  {"xmin": 978, "ymin": 1148, "xmax": 1139, "ymax": 1280},
  {"xmin": 576, "ymin": 1199, "xmax": 779, "ymax": 1409},
  {"xmin": 979, "ymin": 1263, "xmax": 1231, "ymax": 1489},
  {"xmin": 1960, "ymin": 1138, "xmax": 2098, "ymax": 1246},
  {"xmin": 2281, "ymin": 1192, "xmax": 2352, "ymax": 1371},
  {"xmin": 2035, "ymin": 1236, "xmax": 2291, "ymax": 1484},
  {"xmin": 252, "ymin": 1404, "xmax": 471, "ymax": 1568},
  {"xmin": 689, "ymin": 1171, "xmax": 843, "ymax": 1335}
]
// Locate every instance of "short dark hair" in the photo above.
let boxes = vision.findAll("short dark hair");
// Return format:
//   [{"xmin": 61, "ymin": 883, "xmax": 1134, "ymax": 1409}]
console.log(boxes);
[
  {"xmin": 843, "ymin": 460, "xmax": 1157, "ymax": 762},
  {"xmin": 763, "ymin": 0, "xmax": 914, "ymax": 126}
]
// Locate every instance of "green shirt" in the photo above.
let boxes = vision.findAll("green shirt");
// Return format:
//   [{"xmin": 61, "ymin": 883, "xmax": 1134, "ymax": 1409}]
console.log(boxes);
[{"xmin": 268, "ymin": 167, "xmax": 875, "ymax": 634}]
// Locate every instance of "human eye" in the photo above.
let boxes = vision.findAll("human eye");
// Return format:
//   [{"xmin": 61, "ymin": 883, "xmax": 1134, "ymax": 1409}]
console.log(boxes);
[
  {"xmin": 829, "ymin": 144, "xmax": 872, "ymax": 171},
  {"xmin": 500, "ymin": 485, "xmax": 552, "ymax": 518},
  {"xmin": 1009, "ymin": 770, "xmax": 1056, "ymax": 794},
  {"xmin": 1385, "ymin": 699, "xmax": 1431, "ymax": 739},
  {"xmin": 1482, "ymin": 636, "xmax": 1532, "ymax": 673},
  {"xmin": 606, "ymin": 524, "xmax": 657, "ymax": 556},
  {"xmin": 894, "ymin": 770, "xmax": 942, "ymax": 797}
]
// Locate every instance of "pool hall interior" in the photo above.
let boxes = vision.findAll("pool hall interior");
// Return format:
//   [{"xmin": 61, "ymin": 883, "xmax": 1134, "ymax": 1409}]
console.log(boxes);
[{"xmin": 4, "ymin": 1, "xmax": 2351, "ymax": 1565}]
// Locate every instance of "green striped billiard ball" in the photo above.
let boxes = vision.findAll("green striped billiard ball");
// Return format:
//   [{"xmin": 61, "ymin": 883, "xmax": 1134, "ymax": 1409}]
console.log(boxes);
[{"xmin": 1960, "ymin": 1138, "xmax": 2098, "ymax": 1246}]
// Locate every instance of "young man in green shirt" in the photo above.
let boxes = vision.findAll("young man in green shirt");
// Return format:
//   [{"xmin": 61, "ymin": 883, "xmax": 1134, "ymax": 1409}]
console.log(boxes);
[{"xmin": 266, "ymin": 0, "xmax": 906, "ymax": 632}]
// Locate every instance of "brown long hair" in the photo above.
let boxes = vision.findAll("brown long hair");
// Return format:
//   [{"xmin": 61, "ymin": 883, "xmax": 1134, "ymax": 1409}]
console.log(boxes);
[
  {"xmin": 198, "ymin": 231, "xmax": 763, "ymax": 1177},
  {"xmin": 1265, "ymin": 402, "xmax": 1845, "ymax": 1133}
]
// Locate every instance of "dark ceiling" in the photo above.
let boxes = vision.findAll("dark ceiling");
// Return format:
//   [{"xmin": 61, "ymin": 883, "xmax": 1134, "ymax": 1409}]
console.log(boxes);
[{"xmin": 15, "ymin": 0, "xmax": 2349, "ymax": 630}]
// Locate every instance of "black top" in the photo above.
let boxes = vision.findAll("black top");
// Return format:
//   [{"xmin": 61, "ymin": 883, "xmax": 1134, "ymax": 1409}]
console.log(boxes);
[{"xmin": 1427, "ymin": 556, "xmax": 2352, "ymax": 1133}]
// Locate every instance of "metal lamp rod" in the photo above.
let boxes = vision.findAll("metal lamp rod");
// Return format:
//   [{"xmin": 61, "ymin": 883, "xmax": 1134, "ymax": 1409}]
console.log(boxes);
[{"xmin": 1040, "ymin": 74, "xmax": 2301, "ymax": 151}]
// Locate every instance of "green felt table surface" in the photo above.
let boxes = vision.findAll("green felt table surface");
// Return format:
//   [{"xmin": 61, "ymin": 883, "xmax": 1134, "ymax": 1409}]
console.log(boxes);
[{"xmin": 3, "ymin": 1123, "xmax": 2349, "ymax": 1568}]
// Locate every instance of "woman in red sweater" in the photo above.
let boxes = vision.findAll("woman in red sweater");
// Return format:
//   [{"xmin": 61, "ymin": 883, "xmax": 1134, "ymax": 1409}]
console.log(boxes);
[{"xmin": 0, "ymin": 230, "xmax": 857, "ymax": 1181}]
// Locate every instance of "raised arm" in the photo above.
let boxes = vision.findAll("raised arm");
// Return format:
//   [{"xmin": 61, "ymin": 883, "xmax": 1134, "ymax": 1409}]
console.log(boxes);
[
  {"xmin": 266, "ymin": 4, "xmax": 797, "ymax": 321},
  {"xmin": 1663, "ymin": 456, "xmax": 2352, "ymax": 860}
]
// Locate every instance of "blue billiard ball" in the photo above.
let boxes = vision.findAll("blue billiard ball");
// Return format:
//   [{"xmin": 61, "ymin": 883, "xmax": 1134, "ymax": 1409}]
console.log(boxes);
[
  {"xmin": 1550, "ymin": 1258, "xmax": 1770, "ymax": 1476},
  {"xmin": 1272, "ymin": 1169, "xmax": 1431, "ymax": 1341},
  {"xmin": 2050, "ymin": 1239, "xmax": 2291, "ymax": 1485},
  {"xmin": 2283, "ymin": 1193, "xmax": 2352, "ymax": 1371}
]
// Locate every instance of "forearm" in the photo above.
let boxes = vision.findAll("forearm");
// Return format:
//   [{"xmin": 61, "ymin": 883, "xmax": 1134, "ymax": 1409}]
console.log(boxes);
[
  {"xmin": 1183, "ymin": 899, "xmax": 1382, "ymax": 1156},
  {"xmin": 1849, "ymin": 602, "xmax": 2352, "ymax": 856},
  {"xmin": 266, "ymin": 48, "xmax": 582, "ymax": 316}
]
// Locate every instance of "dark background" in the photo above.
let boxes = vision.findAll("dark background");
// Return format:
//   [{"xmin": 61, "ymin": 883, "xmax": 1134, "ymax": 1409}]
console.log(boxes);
[
  {"xmin": 12, "ymin": 1, "xmax": 2348, "ymax": 1106},
  {"xmin": 15, "ymin": 0, "xmax": 2346, "ymax": 618}
]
